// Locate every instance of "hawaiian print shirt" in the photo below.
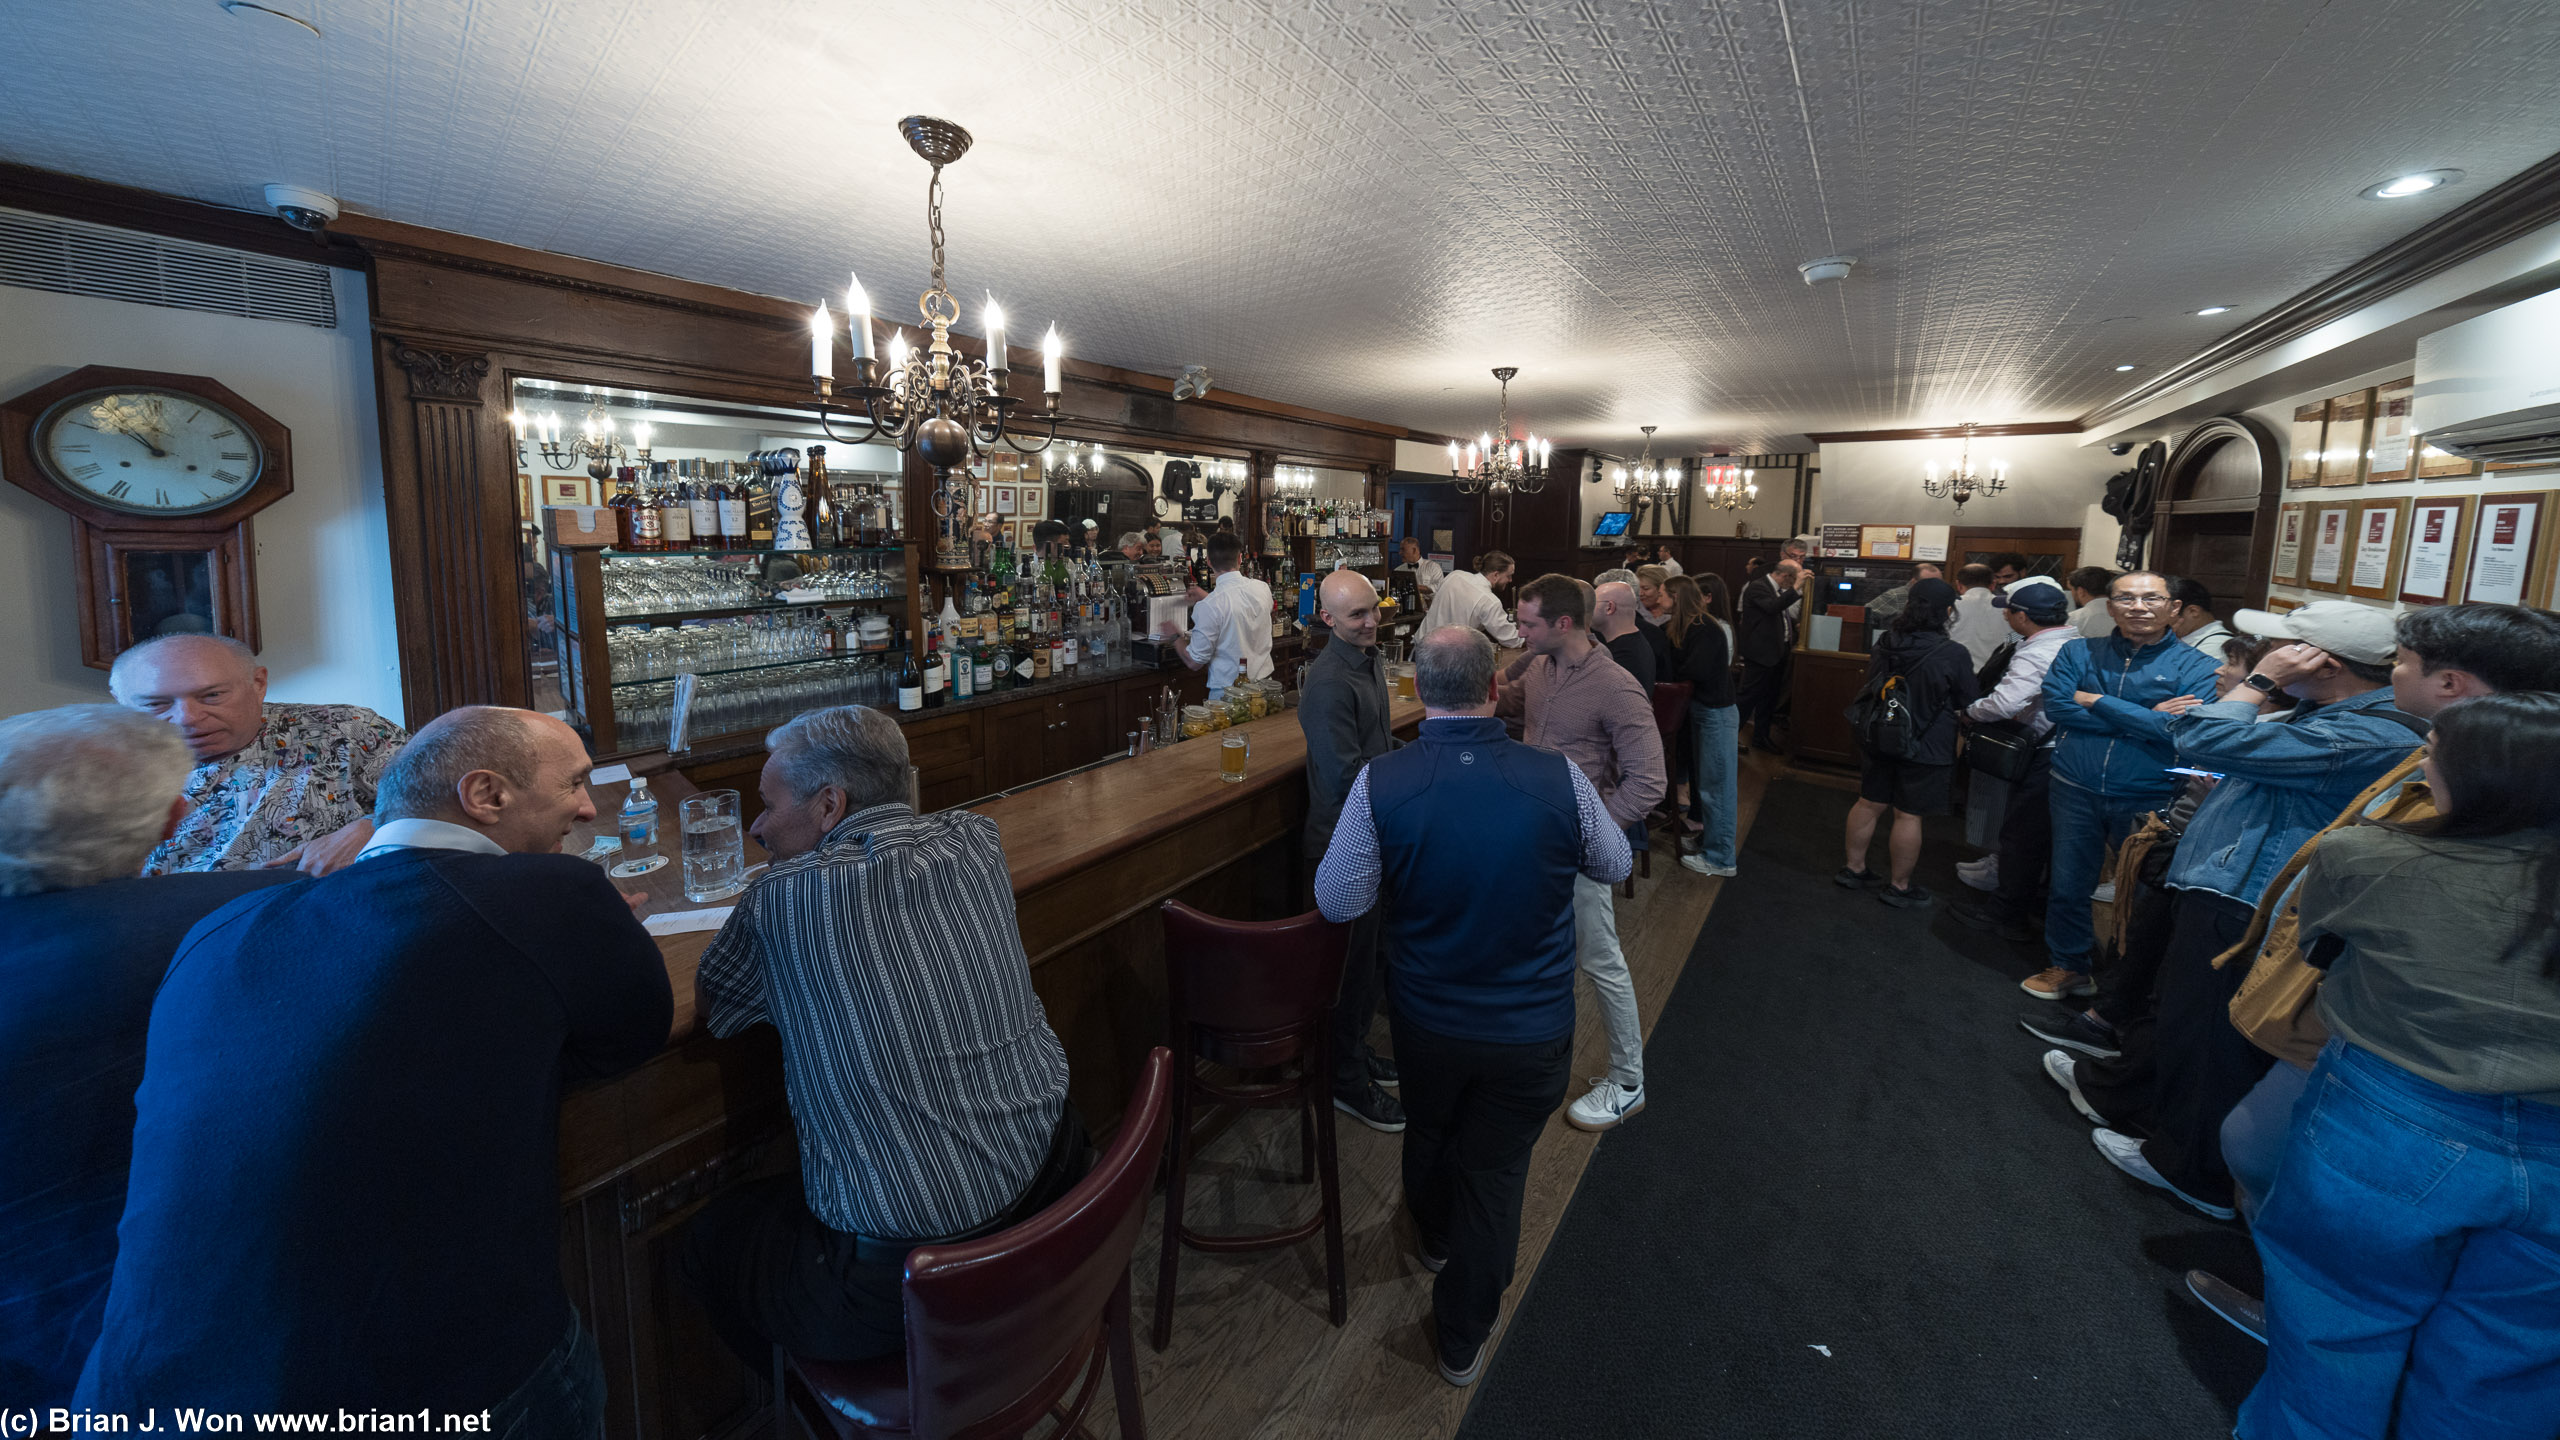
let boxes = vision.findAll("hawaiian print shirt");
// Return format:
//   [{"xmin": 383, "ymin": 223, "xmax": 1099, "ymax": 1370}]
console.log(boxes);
[{"xmin": 142, "ymin": 703, "xmax": 408, "ymax": 874}]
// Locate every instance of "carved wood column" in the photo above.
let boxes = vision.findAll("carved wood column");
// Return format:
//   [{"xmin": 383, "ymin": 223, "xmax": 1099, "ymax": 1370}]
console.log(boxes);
[{"xmin": 380, "ymin": 338, "xmax": 523, "ymax": 722}]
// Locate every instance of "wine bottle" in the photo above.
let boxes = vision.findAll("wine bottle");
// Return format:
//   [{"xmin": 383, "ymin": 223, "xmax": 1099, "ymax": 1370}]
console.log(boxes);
[
  {"xmin": 922, "ymin": 632, "xmax": 947, "ymax": 707},
  {"xmin": 897, "ymin": 646, "xmax": 923, "ymax": 713}
]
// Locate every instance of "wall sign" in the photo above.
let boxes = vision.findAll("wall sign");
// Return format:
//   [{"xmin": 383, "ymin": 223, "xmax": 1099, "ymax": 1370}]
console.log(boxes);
[
  {"xmin": 2398, "ymin": 495, "xmax": 2475, "ymax": 605},
  {"xmin": 2466, "ymin": 492, "xmax": 2550, "ymax": 607},
  {"xmin": 2342, "ymin": 497, "xmax": 2407, "ymax": 600},
  {"xmin": 2318, "ymin": 388, "xmax": 2372, "ymax": 487},
  {"xmin": 2365, "ymin": 377, "xmax": 2416, "ymax": 482},
  {"xmin": 2271, "ymin": 503, "xmax": 2306, "ymax": 584},
  {"xmin": 2286, "ymin": 402, "xmax": 2329, "ymax": 488},
  {"xmin": 2304, "ymin": 503, "xmax": 2351, "ymax": 592}
]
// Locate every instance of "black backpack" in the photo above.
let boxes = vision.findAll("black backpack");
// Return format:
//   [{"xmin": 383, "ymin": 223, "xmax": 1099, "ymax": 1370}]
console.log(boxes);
[{"xmin": 1846, "ymin": 649, "xmax": 1917, "ymax": 757}]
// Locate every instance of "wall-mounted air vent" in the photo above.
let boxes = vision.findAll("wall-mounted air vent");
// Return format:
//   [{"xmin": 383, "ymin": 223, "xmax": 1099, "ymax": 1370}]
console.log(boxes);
[{"xmin": 0, "ymin": 205, "xmax": 337, "ymax": 328}]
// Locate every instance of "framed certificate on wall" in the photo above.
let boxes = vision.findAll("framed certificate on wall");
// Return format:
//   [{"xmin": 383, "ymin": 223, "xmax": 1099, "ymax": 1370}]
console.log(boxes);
[
  {"xmin": 2271, "ymin": 503, "xmax": 2306, "ymax": 584},
  {"xmin": 2399, "ymin": 495, "xmax": 2475, "ymax": 605},
  {"xmin": 2342, "ymin": 497, "xmax": 2408, "ymax": 600},
  {"xmin": 2318, "ymin": 389, "xmax": 2372, "ymax": 487},
  {"xmin": 2365, "ymin": 378, "xmax": 2416, "ymax": 482},
  {"xmin": 2286, "ymin": 402, "xmax": 2329, "ymax": 488},
  {"xmin": 2303, "ymin": 503, "xmax": 2353, "ymax": 592},
  {"xmin": 2466, "ymin": 492, "xmax": 2551, "ymax": 607},
  {"xmin": 2416, "ymin": 440, "xmax": 2479, "ymax": 480}
]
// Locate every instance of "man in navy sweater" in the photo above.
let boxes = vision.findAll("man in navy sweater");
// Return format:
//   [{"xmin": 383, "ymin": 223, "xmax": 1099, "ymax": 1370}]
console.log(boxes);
[
  {"xmin": 1, "ymin": 706, "xmax": 296, "ymax": 1404},
  {"xmin": 1316, "ymin": 626, "xmax": 1631, "ymax": 1388},
  {"xmin": 79, "ymin": 707, "xmax": 672, "ymax": 1429}
]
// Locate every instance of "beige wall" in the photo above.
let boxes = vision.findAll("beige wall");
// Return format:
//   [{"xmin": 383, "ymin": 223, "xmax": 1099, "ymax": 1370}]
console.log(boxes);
[
  {"xmin": 0, "ymin": 268, "xmax": 403, "ymax": 722},
  {"xmin": 1813, "ymin": 432, "xmax": 2128, "ymax": 561}
]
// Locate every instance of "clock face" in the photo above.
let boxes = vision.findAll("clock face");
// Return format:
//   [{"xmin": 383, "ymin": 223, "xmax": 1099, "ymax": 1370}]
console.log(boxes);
[{"xmin": 35, "ymin": 387, "xmax": 266, "ymax": 516}]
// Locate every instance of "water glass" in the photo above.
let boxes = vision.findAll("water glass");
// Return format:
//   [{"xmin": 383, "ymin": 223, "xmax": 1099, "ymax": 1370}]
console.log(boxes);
[{"xmin": 679, "ymin": 789, "xmax": 747, "ymax": 902}]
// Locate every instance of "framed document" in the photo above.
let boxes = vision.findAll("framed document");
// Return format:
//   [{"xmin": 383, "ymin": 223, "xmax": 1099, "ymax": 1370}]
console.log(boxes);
[
  {"xmin": 2286, "ymin": 402, "xmax": 2329, "ymax": 488},
  {"xmin": 2399, "ymin": 495, "xmax": 2475, "ymax": 605},
  {"xmin": 2343, "ymin": 497, "xmax": 2408, "ymax": 600},
  {"xmin": 2265, "ymin": 596, "xmax": 2303, "ymax": 615},
  {"xmin": 2417, "ymin": 440, "xmax": 2479, "ymax": 480},
  {"xmin": 2365, "ymin": 378, "xmax": 2415, "ymax": 482},
  {"xmin": 2319, "ymin": 389, "xmax": 2372, "ymax": 487},
  {"xmin": 2466, "ymin": 492, "xmax": 2551, "ymax": 607},
  {"xmin": 2304, "ymin": 503, "xmax": 2353, "ymax": 592},
  {"xmin": 2271, "ymin": 503, "xmax": 2307, "ymax": 584},
  {"xmin": 993, "ymin": 486, "xmax": 1017, "ymax": 514},
  {"xmin": 541, "ymin": 475, "xmax": 593, "ymax": 507},
  {"xmin": 1021, "ymin": 485, "xmax": 1046, "ymax": 518}
]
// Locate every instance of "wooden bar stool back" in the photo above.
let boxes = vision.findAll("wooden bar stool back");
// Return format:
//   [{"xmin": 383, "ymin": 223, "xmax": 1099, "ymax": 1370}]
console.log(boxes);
[
  {"xmin": 781, "ymin": 1048, "xmax": 1174, "ymax": 1440},
  {"xmin": 1151, "ymin": 900, "xmax": 1349, "ymax": 1351}
]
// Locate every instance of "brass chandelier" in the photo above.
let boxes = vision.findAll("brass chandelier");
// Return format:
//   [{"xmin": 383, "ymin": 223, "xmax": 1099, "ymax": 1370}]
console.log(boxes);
[
  {"xmin": 1447, "ymin": 367, "xmax": 1550, "ymax": 496},
  {"xmin": 1609, "ymin": 426, "xmax": 1680, "ymax": 504},
  {"xmin": 1921, "ymin": 422, "xmax": 2008, "ymax": 513}
]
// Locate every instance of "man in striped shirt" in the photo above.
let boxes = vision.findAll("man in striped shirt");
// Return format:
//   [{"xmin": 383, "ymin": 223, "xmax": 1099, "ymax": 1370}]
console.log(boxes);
[{"xmin": 678, "ymin": 705, "xmax": 1080, "ymax": 1367}]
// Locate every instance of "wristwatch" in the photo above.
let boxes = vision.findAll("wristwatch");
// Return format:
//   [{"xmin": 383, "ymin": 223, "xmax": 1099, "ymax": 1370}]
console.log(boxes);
[{"xmin": 2241, "ymin": 673, "xmax": 2279, "ymax": 696}]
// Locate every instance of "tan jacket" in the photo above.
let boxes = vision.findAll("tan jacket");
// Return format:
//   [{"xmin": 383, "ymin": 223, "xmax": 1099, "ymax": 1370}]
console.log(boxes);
[{"xmin": 2214, "ymin": 750, "xmax": 2435, "ymax": 1067}]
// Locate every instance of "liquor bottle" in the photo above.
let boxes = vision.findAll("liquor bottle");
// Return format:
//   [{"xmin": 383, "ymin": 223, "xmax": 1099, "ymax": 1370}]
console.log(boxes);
[
  {"xmin": 608, "ymin": 467, "xmax": 646, "ymax": 550},
  {"xmin": 745, "ymin": 461, "xmax": 778, "ymax": 546},
  {"xmin": 657, "ymin": 463, "xmax": 695, "ymax": 549},
  {"xmin": 805, "ymin": 445, "xmax": 833, "ymax": 551},
  {"xmin": 687, "ymin": 460, "xmax": 721, "ymax": 548},
  {"xmin": 922, "ymin": 630, "xmax": 947, "ymax": 707},
  {"xmin": 896, "ymin": 645, "xmax": 923, "ymax": 713},
  {"xmin": 717, "ymin": 462, "xmax": 749, "ymax": 545},
  {"xmin": 972, "ymin": 640, "xmax": 993, "ymax": 695},
  {"xmin": 938, "ymin": 593, "xmax": 962, "ymax": 696}
]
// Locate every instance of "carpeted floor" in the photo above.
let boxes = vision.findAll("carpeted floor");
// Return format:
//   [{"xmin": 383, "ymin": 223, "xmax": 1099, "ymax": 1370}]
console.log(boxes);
[{"xmin": 1458, "ymin": 777, "xmax": 2265, "ymax": 1440}]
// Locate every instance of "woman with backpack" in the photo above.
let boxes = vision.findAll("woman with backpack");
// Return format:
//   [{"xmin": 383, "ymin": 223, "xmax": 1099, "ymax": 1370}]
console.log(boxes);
[{"xmin": 1840, "ymin": 577, "xmax": 1979, "ymax": 907}]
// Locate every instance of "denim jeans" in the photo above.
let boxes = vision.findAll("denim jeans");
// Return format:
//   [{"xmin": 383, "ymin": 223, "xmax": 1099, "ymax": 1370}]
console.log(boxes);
[
  {"xmin": 2240, "ymin": 1042, "xmax": 2560, "ymax": 1440},
  {"xmin": 2042, "ymin": 778, "xmax": 2154, "ymax": 973},
  {"xmin": 490, "ymin": 1314, "xmax": 605, "ymax": 1440},
  {"xmin": 2222, "ymin": 1059, "xmax": 2312, "ymax": 1223},
  {"xmin": 1685, "ymin": 702, "xmax": 1740, "ymax": 870}
]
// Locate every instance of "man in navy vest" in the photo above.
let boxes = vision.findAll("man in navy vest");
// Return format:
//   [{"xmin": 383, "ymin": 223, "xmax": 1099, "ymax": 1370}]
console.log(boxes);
[{"xmin": 1316, "ymin": 625, "xmax": 1631, "ymax": 1388}]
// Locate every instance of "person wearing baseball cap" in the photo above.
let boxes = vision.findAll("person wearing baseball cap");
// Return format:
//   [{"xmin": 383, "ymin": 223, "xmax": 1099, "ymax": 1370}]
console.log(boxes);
[
  {"xmin": 2081, "ymin": 598, "xmax": 2429, "ymax": 1221},
  {"xmin": 1948, "ymin": 576, "xmax": 2078, "ymax": 940}
]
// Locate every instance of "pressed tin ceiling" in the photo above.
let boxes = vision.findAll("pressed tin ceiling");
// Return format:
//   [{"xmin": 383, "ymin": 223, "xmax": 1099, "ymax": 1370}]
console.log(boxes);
[{"xmin": 5, "ymin": 2, "xmax": 2560, "ymax": 453}]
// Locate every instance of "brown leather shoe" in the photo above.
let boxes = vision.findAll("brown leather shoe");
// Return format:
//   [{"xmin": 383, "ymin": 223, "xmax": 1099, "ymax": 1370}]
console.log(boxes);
[{"xmin": 2020, "ymin": 967, "xmax": 2097, "ymax": 1001}]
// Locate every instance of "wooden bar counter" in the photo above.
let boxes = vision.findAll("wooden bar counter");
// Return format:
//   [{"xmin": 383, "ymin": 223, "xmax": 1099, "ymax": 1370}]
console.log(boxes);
[{"xmin": 560, "ymin": 695, "xmax": 1423, "ymax": 1440}]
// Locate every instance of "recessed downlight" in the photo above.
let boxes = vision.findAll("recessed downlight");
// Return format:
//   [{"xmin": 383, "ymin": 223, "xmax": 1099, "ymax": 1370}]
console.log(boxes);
[
  {"xmin": 2114, "ymin": 364, "xmax": 2137, "ymax": 372},
  {"xmin": 2194, "ymin": 305, "xmax": 2233, "ymax": 317},
  {"xmin": 2360, "ymin": 169, "xmax": 2463, "ymax": 201}
]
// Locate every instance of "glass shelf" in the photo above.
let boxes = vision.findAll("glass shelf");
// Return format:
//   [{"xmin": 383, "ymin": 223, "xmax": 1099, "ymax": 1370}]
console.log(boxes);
[
  {"xmin": 607, "ymin": 595, "xmax": 905, "ymax": 625},
  {"xmin": 600, "ymin": 544, "xmax": 909, "ymax": 560},
  {"xmin": 609, "ymin": 651, "xmax": 901, "ymax": 688}
]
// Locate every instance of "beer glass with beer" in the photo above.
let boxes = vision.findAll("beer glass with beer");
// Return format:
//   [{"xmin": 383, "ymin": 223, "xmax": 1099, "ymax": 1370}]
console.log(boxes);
[{"xmin": 1219, "ymin": 733, "xmax": 1250, "ymax": 782}]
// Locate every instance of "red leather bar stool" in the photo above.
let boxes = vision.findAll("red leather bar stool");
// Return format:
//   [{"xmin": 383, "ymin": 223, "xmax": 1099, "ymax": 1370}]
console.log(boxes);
[
  {"xmin": 778, "ymin": 1047, "xmax": 1173, "ymax": 1440},
  {"xmin": 1151, "ymin": 900, "xmax": 1349, "ymax": 1351},
  {"xmin": 1632, "ymin": 679, "xmax": 1694, "ymax": 896}
]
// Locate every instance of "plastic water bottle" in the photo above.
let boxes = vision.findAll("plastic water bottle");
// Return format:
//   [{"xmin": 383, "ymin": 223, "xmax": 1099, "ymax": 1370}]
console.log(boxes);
[{"xmin": 613, "ymin": 776, "xmax": 665, "ymax": 875}]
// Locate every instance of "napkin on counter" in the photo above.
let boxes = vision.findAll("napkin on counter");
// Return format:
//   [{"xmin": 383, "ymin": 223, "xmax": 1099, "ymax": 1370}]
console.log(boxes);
[{"xmin": 643, "ymin": 906, "xmax": 736, "ymax": 936}]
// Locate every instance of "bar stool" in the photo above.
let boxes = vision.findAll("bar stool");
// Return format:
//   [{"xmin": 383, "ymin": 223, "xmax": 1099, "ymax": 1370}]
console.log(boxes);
[
  {"xmin": 1630, "ymin": 679, "xmax": 1694, "ymax": 896},
  {"xmin": 778, "ymin": 1048, "xmax": 1173, "ymax": 1440},
  {"xmin": 1152, "ymin": 900, "xmax": 1349, "ymax": 1351}
]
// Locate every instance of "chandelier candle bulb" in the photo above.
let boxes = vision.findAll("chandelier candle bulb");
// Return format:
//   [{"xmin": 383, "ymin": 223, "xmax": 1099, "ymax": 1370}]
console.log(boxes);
[
  {"xmin": 983, "ymin": 295, "xmax": 1006, "ymax": 379},
  {"xmin": 811, "ymin": 301, "xmax": 834, "ymax": 380},
  {"xmin": 1041, "ymin": 325, "xmax": 1062, "ymax": 395},
  {"xmin": 846, "ymin": 274, "xmax": 873, "ymax": 362},
  {"xmin": 886, "ymin": 331, "xmax": 911, "ymax": 385}
]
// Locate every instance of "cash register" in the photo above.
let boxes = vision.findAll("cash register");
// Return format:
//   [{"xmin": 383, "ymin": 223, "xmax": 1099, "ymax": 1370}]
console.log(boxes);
[{"xmin": 1125, "ymin": 563, "xmax": 1190, "ymax": 667}]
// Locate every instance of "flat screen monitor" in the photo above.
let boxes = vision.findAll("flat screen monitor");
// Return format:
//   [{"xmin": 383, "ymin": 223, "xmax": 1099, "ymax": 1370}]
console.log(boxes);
[{"xmin": 1591, "ymin": 510, "xmax": 1633, "ymax": 539}]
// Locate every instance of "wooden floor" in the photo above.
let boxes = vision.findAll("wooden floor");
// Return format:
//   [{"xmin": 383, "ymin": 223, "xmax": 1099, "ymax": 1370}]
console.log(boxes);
[{"xmin": 1083, "ymin": 750, "xmax": 1792, "ymax": 1440}]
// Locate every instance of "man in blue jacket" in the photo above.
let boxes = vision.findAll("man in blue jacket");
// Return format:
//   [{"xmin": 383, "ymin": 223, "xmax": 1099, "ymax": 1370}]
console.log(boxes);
[
  {"xmin": 2085, "ymin": 601, "xmax": 2423, "ymax": 1219},
  {"xmin": 2030, "ymin": 572, "xmax": 2220, "ymax": 1001},
  {"xmin": 1315, "ymin": 625, "xmax": 1630, "ymax": 1389}
]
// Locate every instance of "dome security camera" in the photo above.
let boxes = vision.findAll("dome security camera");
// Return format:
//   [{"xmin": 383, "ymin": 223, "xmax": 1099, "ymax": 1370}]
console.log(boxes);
[
  {"xmin": 2106, "ymin": 441, "xmax": 2136, "ymax": 456},
  {"xmin": 264, "ymin": 184, "xmax": 339, "ymax": 233}
]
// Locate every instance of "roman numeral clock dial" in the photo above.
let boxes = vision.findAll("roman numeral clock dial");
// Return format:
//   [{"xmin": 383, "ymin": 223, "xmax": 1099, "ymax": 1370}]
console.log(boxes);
[{"xmin": 2, "ymin": 366, "xmax": 294, "ymax": 671}]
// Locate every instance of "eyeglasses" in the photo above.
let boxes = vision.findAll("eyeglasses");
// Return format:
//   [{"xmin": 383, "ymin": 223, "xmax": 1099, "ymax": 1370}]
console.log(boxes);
[{"xmin": 2108, "ymin": 594, "xmax": 2174, "ymax": 609}]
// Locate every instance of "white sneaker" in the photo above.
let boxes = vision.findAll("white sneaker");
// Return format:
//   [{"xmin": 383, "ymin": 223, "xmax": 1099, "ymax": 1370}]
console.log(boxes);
[
  {"xmin": 2090, "ymin": 881, "xmax": 2119, "ymax": 904},
  {"xmin": 2041, "ymin": 1049, "xmax": 2105, "ymax": 1124},
  {"xmin": 1679, "ymin": 853, "xmax": 1737, "ymax": 878},
  {"xmin": 1958, "ymin": 856, "xmax": 2000, "ymax": 893},
  {"xmin": 2091, "ymin": 1127, "xmax": 2237, "ymax": 1220},
  {"xmin": 1565, "ymin": 1078, "xmax": 1646, "ymax": 1132}
]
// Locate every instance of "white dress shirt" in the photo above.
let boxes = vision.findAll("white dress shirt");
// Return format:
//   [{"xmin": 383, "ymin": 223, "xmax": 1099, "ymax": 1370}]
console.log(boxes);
[
  {"xmin": 2071, "ymin": 600, "xmax": 2116, "ymax": 639},
  {"xmin": 1658, "ymin": 556, "xmax": 1684, "ymax": 577},
  {"xmin": 1407, "ymin": 557, "xmax": 1446, "ymax": 594},
  {"xmin": 1948, "ymin": 586, "xmax": 2009, "ymax": 668},
  {"xmin": 1419, "ymin": 569, "xmax": 1520, "ymax": 647},
  {"xmin": 1186, "ymin": 568, "xmax": 1276, "ymax": 692},
  {"xmin": 355, "ymin": 816, "xmax": 508, "ymax": 859},
  {"xmin": 1963, "ymin": 623, "xmax": 2076, "ymax": 738}
]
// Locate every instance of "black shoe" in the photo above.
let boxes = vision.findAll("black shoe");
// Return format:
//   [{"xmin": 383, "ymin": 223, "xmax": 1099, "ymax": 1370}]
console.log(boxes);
[
  {"xmin": 2019, "ymin": 1008, "xmax": 2123, "ymax": 1059},
  {"xmin": 1334, "ymin": 1082, "xmax": 1407, "ymax": 1133},
  {"xmin": 1367, "ymin": 1053, "xmax": 1400, "ymax": 1089},
  {"xmin": 1835, "ymin": 866, "xmax": 1884, "ymax": 889},
  {"xmin": 1438, "ymin": 1332, "xmax": 1489, "ymax": 1387},
  {"xmin": 1879, "ymin": 882, "xmax": 1934, "ymax": 909},
  {"xmin": 1417, "ymin": 1232, "xmax": 1449, "ymax": 1274},
  {"xmin": 1950, "ymin": 896, "xmax": 2039, "ymax": 941},
  {"xmin": 2185, "ymin": 1270, "xmax": 2266, "ymax": 1344}
]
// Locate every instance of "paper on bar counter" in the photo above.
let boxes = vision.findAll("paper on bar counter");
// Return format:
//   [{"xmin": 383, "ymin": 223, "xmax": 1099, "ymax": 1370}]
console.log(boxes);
[
  {"xmin": 589, "ymin": 763, "xmax": 633, "ymax": 785},
  {"xmin": 643, "ymin": 906, "xmax": 735, "ymax": 936}
]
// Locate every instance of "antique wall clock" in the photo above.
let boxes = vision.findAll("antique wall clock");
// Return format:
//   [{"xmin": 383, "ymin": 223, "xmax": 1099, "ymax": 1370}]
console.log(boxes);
[{"xmin": 1, "ymin": 365, "xmax": 294, "ymax": 668}]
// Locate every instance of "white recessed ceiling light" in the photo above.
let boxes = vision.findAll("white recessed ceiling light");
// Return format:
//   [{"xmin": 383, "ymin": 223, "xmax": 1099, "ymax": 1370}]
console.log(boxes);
[
  {"xmin": 2360, "ymin": 169, "xmax": 2463, "ymax": 201},
  {"xmin": 2114, "ymin": 364, "xmax": 2137, "ymax": 372},
  {"xmin": 2194, "ymin": 305, "xmax": 2233, "ymax": 316}
]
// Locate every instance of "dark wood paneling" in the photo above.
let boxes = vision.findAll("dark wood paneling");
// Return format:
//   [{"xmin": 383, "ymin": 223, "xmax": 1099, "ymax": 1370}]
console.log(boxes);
[
  {"xmin": 379, "ymin": 337, "xmax": 519, "ymax": 721},
  {"xmin": 0, "ymin": 160, "xmax": 367, "ymax": 269},
  {"xmin": 1787, "ymin": 651, "xmax": 1871, "ymax": 766}
]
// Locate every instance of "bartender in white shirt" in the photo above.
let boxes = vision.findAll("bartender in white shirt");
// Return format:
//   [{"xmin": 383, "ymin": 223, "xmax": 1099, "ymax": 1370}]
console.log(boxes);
[
  {"xmin": 1398, "ymin": 536, "xmax": 1445, "ymax": 599},
  {"xmin": 1417, "ymin": 549, "xmax": 1520, "ymax": 648},
  {"xmin": 1160, "ymin": 531, "xmax": 1275, "ymax": 692}
]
